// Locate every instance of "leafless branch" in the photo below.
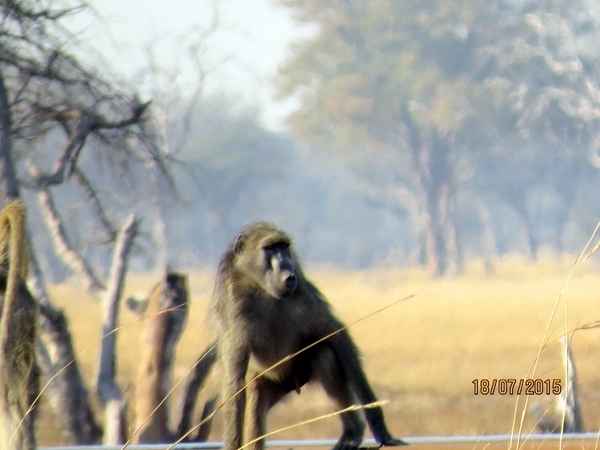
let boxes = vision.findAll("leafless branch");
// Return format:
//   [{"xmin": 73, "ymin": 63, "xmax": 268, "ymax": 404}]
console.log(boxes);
[
  {"xmin": 95, "ymin": 214, "xmax": 138, "ymax": 444},
  {"xmin": 73, "ymin": 168, "xmax": 117, "ymax": 244},
  {"xmin": 27, "ymin": 115, "xmax": 99, "ymax": 188},
  {"xmin": 2, "ymin": 0, "xmax": 85, "ymax": 22},
  {"xmin": 33, "ymin": 184, "xmax": 104, "ymax": 292},
  {"xmin": 24, "ymin": 101, "xmax": 151, "ymax": 189}
]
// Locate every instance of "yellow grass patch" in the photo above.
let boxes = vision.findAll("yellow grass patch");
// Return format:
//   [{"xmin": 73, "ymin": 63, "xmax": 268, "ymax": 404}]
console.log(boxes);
[{"xmin": 36, "ymin": 255, "xmax": 600, "ymax": 445}]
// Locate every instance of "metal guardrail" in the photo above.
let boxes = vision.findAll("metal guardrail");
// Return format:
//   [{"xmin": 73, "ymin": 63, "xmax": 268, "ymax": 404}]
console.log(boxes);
[{"xmin": 38, "ymin": 433, "xmax": 600, "ymax": 449}]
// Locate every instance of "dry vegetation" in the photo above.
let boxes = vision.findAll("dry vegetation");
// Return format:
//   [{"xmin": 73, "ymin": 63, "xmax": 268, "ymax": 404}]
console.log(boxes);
[{"xmin": 35, "ymin": 254, "xmax": 600, "ymax": 447}]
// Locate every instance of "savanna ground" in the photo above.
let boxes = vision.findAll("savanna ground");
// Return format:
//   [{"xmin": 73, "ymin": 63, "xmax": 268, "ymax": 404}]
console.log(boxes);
[{"xmin": 36, "ymin": 254, "xmax": 600, "ymax": 449}]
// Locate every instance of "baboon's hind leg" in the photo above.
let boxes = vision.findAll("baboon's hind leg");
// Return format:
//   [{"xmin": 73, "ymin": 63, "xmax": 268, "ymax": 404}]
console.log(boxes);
[{"xmin": 244, "ymin": 376, "xmax": 290, "ymax": 450}]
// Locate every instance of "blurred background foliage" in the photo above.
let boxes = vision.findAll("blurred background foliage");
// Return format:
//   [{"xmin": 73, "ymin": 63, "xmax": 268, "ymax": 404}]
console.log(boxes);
[{"xmin": 14, "ymin": 0, "xmax": 600, "ymax": 278}]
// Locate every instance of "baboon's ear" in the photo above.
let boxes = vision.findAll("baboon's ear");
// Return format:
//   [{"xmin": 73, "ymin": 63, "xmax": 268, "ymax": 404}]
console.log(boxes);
[{"xmin": 233, "ymin": 233, "xmax": 246, "ymax": 254}]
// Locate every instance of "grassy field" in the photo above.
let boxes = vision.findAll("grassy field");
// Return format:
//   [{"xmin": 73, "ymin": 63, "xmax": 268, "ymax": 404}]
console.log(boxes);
[{"xmin": 36, "ymin": 254, "xmax": 600, "ymax": 448}]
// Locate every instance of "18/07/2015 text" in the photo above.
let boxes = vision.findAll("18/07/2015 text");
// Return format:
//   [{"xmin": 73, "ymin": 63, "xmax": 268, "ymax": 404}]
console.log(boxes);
[{"xmin": 472, "ymin": 379, "xmax": 562, "ymax": 395}]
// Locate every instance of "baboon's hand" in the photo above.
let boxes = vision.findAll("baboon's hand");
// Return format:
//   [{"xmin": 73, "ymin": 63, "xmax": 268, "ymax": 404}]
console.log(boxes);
[
  {"xmin": 332, "ymin": 439, "xmax": 361, "ymax": 450},
  {"xmin": 378, "ymin": 436, "xmax": 409, "ymax": 447}
]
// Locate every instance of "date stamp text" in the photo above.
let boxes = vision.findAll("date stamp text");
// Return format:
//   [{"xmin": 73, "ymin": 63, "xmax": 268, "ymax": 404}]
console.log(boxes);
[{"xmin": 472, "ymin": 378, "xmax": 561, "ymax": 395}]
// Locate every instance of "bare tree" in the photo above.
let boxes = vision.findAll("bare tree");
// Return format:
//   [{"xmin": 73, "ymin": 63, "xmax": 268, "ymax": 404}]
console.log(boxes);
[
  {"xmin": 401, "ymin": 106, "xmax": 460, "ymax": 276},
  {"xmin": 0, "ymin": 0, "xmax": 182, "ymax": 444},
  {"xmin": 0, "ymin": 0, "xmax": 229, "ymax": 444}
]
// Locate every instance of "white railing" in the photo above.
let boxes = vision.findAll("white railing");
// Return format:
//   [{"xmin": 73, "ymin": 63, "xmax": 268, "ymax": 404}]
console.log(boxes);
[{"xmin": 38, "ymin": 433, "xmax": 600, "ymax": 449}]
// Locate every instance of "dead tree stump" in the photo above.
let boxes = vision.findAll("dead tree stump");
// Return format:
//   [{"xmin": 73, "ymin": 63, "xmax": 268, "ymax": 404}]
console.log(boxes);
[
  {"xmin": 134, "ymin": 272, "xmax": 189, "ymax": 443},
  {"xmin": 558, "ymin": 334, "xmax": 584, "ymax": 432}
]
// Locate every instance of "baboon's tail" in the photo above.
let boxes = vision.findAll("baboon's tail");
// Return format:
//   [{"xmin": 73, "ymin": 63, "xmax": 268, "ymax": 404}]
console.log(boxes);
[{"xmin": 176, "ymin": 341, "xmax": 218, "ymax": 440}]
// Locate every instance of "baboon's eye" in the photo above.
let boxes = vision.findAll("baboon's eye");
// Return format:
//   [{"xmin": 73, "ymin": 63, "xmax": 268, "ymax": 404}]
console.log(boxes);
[{"xmin": 264, "ymin": 242, "xmax": 289, "ymax": 252}]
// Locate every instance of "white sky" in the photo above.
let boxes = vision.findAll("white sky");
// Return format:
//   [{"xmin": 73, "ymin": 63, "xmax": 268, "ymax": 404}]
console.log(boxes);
[{"xmin": 69, "ymin": 0, "xmax": 308, "ymax": 130}]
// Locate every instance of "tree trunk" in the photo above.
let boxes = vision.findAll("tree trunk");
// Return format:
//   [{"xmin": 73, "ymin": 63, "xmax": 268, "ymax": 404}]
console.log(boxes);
[
  {"xmin": 519, "ymin": 210, "xmax": 538, "ymax": 261},
  {"xmin": 28, "ymin": 239, "xmax": 101, "ymax": 444},
  {"xmin": 444, "ymin": 193, "xmax": 463, "ymax": 275},
  {"xmin": 37, "ymin": 304, "xmax": 102, "ymax": 444},
  {"xmin": 35, "ymin": 187, "xmax": 105, "ymax": 292},
  {"xmin": 95, "ymin": 214, "xmax": 138, "ymax": 445},
  {"xmin": 133, "ymin": 272, "xmax": 189, "ymax": 443},
  {"xmin": 402, "ymin": 107, "xmax": 457, "ymax": 276},
  {"xmin": 551, "ymin": 158, "xmax": 580, "ymax": 255},
  {"xmin": 505, "ymin": 191, "xmax": 538, "ymax": 261},
  {"xmin": 475, "ymin": 200, "xmax": 497, "ymax": 275},
  {"xmin": 0, "ymin": 71, "xmax": 19, "ymax": 201}
]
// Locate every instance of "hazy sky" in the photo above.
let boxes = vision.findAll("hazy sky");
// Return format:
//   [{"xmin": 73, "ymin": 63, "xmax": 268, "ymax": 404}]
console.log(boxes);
[{"xmin": 70, "ymin": 0, "xmax": 307, "ymax": 129}]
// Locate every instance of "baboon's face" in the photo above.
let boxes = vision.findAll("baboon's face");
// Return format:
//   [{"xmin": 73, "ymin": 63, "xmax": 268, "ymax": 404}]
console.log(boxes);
[{"xmin": 260, "ymin": 241, "xmax": 297, "ymax": 298}]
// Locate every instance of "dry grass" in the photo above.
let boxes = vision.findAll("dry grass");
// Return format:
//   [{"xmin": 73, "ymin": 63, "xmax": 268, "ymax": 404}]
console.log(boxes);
[{"xmin": 35, "ymin": 254, "xmax": 600, "ymax": 446}]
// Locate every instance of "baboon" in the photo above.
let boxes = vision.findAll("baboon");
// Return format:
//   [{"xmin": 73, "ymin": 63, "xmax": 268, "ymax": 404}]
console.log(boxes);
[
  {"xmin": 208, "ymin": 222, "xmax": 407, "ymax": 450},
  {"xmin": 0, "ymin": 201, "xmax": 39, "ymax": 450}
]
